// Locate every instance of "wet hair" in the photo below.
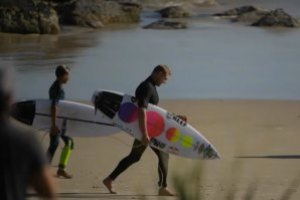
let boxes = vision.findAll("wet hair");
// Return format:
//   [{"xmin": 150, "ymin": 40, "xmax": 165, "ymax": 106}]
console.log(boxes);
[
  {"xmin": 152, "ymin": 65, "xmax": 171, "ymax": 76},
  {"xmin": 55, "ymin": 65, "xmax": 69, "ymax": 78}
]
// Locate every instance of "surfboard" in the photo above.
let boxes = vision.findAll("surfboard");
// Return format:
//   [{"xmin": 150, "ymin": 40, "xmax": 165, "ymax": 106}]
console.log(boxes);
[
  {"xmin": 93, "ymin": 90, "xmax": 220, "ymax": 160},
  {"xmin": 11, "ymin": 99, "xmax": 120, "ymax": 137}
]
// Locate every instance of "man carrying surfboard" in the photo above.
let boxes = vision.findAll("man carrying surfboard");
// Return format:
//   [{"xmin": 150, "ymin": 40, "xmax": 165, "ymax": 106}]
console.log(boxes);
[
  {"xmin": 103, "ymin": 65, "xmax": 186, "ymax": 196},
  {"xmin": 46, "ymin": 65, "xmax": 73, "ymax": 179}
]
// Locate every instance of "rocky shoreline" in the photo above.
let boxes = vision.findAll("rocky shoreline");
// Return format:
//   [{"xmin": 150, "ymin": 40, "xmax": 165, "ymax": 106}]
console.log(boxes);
[
  {"xmin": 0, "ymin": 0, "xmax": 299, "ymax": 34},
  {"xmin": 0, "ymin": 0, "xmax": 142, "ymax": 34},
  {"xmin": 214, "ymin": 5, "xmax": 300, "ymax": 27}
]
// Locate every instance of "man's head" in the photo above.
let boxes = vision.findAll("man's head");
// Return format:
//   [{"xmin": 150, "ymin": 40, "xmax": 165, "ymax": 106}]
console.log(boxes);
[
  {"xmin": 151, "ymin": 65, "xmax": 172, "ymax": 86},
  {"xmin": 55, "ymin": 65, "xmax": 70, "ymax": 84},
  {"xmin": 0, "ymin": 68, "xmax": 15, "ymax": 114}
]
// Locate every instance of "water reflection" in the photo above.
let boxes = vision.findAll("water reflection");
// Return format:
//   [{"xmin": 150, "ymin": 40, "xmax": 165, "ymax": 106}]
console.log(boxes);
[{"xmin": 0, "ymin": 27, "xmax": 101, "ymax": 69}]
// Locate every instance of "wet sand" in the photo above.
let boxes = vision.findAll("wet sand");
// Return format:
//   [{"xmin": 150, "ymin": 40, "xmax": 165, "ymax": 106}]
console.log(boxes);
[{"xmin": 27, "ymin": 99, "xmax": 300, "ymax": 200}]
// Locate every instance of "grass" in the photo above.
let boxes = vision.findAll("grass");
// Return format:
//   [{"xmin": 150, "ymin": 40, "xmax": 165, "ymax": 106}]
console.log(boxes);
[{"xmin": 171, "ymin": 161, "xmax": 300, "ymax": 200}]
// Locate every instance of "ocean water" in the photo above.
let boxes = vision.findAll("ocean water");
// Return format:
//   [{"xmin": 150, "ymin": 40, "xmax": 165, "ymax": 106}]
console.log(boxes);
[{"xmin": 0, "ymin": 1, "xmax": 299, "ymax": 101}]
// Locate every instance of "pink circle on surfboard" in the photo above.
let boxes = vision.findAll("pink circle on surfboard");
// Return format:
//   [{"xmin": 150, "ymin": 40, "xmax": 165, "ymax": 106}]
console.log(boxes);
[{"xmin": 146, "ymin": 111, "xmax": 165, "ymax": 138}]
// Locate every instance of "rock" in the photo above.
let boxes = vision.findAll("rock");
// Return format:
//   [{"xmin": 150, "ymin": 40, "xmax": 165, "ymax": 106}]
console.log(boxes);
[
  {"xmin": 0, "ymin": 0, "xmax": 34, "ymax": 7},
  {"xmin": 0, "ymin": 0, "xmax": 60, "ymax": 34},
  {"xmin": 214, "ymin": 5, "xmax": 266, "ymax": 17},
  {"xmin": 55, "ymin": 0, "xmax": 142, "ymax": 28},
  {"xmin": 158, "ymin": 6, "xmax": 190, "ymax": 18},
  {"xmin": 233, "ymin": 10, "xmax": 269, "ymax": 23},
  {"xmin": 143, "ymin": 20, "xmax": 187, "ymax": 29},
  {"xmin": 213, "ymin": 5, "xmax": 272, "ymax": 24},
  {"xmin": 214, "ymin": 6, "xmax": 300, "ymax": 28},
  {"xmin": 252, "ymin": 9, "xmax": 300, "ymax": 28}
]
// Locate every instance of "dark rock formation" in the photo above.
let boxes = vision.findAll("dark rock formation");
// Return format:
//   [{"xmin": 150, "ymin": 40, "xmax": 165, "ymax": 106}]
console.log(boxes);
[
  {"xmin": 143, "ymin": 20, "xmax": 187, "ymax": 29},
  {"xmin": 252, "ymin": 9, "xmax": 300, "ymax": 28},
  {"xmin": 158, "ymin": 6, "xmax": 190, "ymax": 18},
  {"xmin": 0, "ymin": 0, "xmax": 60, "ymax": 34},
  {"xmin": 55, "ymin": 0, "xmax": 142, "ymax": 28}
]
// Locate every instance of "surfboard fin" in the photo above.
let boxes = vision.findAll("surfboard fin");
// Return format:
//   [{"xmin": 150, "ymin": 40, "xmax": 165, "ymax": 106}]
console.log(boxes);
[{"xmin": 93, "ymin": 91, "xmax": 123, "ymax": 119}]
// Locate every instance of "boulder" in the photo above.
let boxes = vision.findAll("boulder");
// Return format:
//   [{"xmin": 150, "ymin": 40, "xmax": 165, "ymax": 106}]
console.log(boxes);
[
  {"xmin": 55, "ymin": 0, "xmax": 142, "ymax": 28},
  {"xmin": 158, "ymin": 6, "xmax": 190, "ymax": 18},
  {"xmin": 252, "ymin": 9, "xmax": 300, "ymax": 28},
  {"xmin": 0, "ymin": 0, "xmax": 60, "ymax": 34},
  {"xmin": 233, "ymin": 10, "xmax": 269, "ymax": 23},
  {"xmin": 143, "ymin": 20, "xmax": 187, "ymax": 29},
  {"xmin": 214, "ymin": 5, "xmax": 267, "ymax": 17}
]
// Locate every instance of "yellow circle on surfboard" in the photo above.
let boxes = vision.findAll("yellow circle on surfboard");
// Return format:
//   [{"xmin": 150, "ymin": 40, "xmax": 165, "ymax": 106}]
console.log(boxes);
[{"xmin": 182, "ymin": 135, "xmax": 194, "ymax": 148}]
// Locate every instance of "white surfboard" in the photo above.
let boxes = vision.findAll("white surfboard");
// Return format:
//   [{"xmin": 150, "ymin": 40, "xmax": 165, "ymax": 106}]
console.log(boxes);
[
  {"xmin": 11, "ymin": 99, "xmax": 120, "ymax": 137},
  {"xmin": 93, "ymin": 90, "xmax": 220, "ymax": 160}
]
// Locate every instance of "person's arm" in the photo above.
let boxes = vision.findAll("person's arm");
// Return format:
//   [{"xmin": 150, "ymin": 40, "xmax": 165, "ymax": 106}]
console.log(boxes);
[
  {"xmin": 138, "ymin": 107, "xmax": 150, "ymax": 145},
  {"xmin": 50, "ymin": 86, "xmax": 60, "ymax": 135},
  {"xmin": 136, "ymin": 84, "xmax": 152, "ymax": 145},
  {"xmin": 30, "ymin": 167, "xmax": 57, "ymax": 199},
  {"xmin": 51, "ymin": 105, "xmax": 57, "ymax": 127}
]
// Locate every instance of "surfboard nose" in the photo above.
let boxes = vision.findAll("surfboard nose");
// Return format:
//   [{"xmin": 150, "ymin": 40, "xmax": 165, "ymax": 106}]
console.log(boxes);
[
  {"xmin": 11, "ymin": 100, "xmax": 36, "ymax": 125},
  {"xmin": 211, "ymin": 149, "xmax": 221, "ymax": 159}
]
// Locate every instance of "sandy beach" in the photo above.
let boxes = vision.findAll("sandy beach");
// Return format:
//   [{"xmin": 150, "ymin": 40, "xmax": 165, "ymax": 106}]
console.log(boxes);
[
  {"xmin": 25, "ymin": 99, "xmax": 300, "ymax": 200},
  {"xmin": 1, "ymin": 1, "xmax": 299, "ymax": 199}
]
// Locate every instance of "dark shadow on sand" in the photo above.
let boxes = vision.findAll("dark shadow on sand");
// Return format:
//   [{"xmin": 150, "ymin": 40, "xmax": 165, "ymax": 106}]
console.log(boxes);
[{"xmin": 236, "ymin": 155, "xmax": 300, "ymax": 159}]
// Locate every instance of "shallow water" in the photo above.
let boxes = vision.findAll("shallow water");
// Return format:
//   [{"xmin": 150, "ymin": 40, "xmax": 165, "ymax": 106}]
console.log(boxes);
[{"xmin": 0, "ymin": 1, "xmax": 300, "ymax": 101}]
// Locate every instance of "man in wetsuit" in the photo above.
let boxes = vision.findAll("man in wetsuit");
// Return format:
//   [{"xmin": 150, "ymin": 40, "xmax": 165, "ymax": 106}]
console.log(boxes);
[
  {"xmin": 0, "ymin": 67, "xmax": 57, "ymax": 199},
  {"xmin": 103, "ymin": 65, "xmax": 185, "ymax": 196},
  {"xmin": 46, "ymin": 65, "xmax": 73, "ymax": 179}
]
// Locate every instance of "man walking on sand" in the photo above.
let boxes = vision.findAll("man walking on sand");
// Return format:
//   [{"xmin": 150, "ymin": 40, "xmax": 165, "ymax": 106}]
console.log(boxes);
[{"xmin": 103, "ymin": 65, "xmax": 186, "ymax": 196}]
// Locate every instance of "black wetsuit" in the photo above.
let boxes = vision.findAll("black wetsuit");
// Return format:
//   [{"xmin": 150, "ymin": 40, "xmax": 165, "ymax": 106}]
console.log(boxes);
[
  {"xmin": 108, "ymin": 76, "xmax": 169, "ymax": 188},
  {"xmin": 46, "ymin": 80, "xmax": 73, "ymax": 168}
]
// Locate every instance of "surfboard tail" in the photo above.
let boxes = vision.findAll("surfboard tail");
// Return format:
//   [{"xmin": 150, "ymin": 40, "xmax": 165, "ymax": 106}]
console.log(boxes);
[
  {"xmin": 93, "ymin": 91, "xmax": 123, "ymax": 119},
  {"xmin": 11, "ymin": 100, "xmax": 36, "ymax": 125}
]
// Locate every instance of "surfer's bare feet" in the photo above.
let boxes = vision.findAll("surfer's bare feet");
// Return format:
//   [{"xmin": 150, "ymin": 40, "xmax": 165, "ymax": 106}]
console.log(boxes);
[
  {"xmin": 57, "ymin": 169, "xmax": 73, "ymax": 179},
  {"xmin": 159, "ymin": 187, "xmax": 176, "ymax": 196},
  {"xmin": 103, "ymin": 177, "xmax": 117, "ymax": 194}
]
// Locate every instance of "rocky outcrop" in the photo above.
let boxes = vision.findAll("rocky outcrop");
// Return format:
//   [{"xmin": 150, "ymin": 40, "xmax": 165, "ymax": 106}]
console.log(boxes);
[
  {"xmin": 0, "ymin": 0, "xmax": 60, "ymax": 34},
  {"xmin": 252, "ymin": 9, "xmax": 300, "ymax": 28},
  {"xmin": 157, "ymin": 6, "xmax": 190, "ymax": 18},
  {"xmin": 214, "ymin": 6, "xmax": 262, "ymax": 17},
  {"xmin": 213, "ymin": 5, "xmax": 270, "ymax": 23},
  {"xmin": 0, "ymin": 0, "xmax": 142, "ymax": 33},
  {"xmin": 233, "ymin": 10, "xmax": 269, "ymax": 23},
  {"xmin": 143, "ymin": 20, "xmax": 187, "ymax": 29},
  {"xmin": 55, "ymin": 0, "xmax": 142, "ymax": 28},
  {"xmin": 214, "ymin": 6, "xmax": 299, "ymax": 28}
]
